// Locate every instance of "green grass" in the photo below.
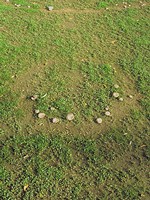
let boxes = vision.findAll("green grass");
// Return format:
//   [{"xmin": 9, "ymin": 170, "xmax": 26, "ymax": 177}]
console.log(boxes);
[
  {"xmin": 0, "ymin": 1, "xmax": 150, "ymax": 199},
  {"xmin": 0, "ymin": 124, "xmax": 149, "ymax": 199}
]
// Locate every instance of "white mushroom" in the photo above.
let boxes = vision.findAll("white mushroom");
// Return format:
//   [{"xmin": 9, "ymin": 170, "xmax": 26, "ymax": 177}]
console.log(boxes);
[
  {"xmin": 128, "ymin": 95, "xmax": 133, "ymax": 99},
  {"xmin": 105, "ymin": 111, "xmax": 111, "ymax": 116},
  {"xmin": 38, "ymin": 113, "xmax": 46, "ymax": 119},
  {"xmin": 66, "ymin": 113, "xmax": 75, "ymax": 121},
  {"xmin": 52, "ymin": 118, "xmax": 60, "ymax": 124},
  {"xmin": 31, "ymin": 95, "xmax": 38, "ymax": 101},
  {"xmin": 113, "ymin": 92, "xmax": 119, "ymax": 98},
  {"xmin": 105, "ymin": 106, "xmax": 109, "ymax": 111},
  {"xmin": 15, "ymin": 4, "xmax": 21, "ymax": 7},
  {"xmin": 114, "ymin": 84, "xmax": 119, "ymax": 89},
  {"xmin": 47, "ymin": 6, "xmax": 54, "ymax": 11},
  {"xmin": 35, "ymin": 109, "xmax": 40, "ymax": 114},
  {"xmin": 50, "ymin": 107, "xmax": 56, "ymax": 111},
  {"xmin": 119, "ymin": 98, "xmax": 124, "ymax": 102},
  {"xmin": 96, "ymin": 118, "xmax": 103, "ymax": 124}
]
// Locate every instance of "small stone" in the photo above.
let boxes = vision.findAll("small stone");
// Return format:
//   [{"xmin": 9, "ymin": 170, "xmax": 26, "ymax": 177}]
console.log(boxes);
[
  {"xmin": 47, "ymin": 6, "xmax": 54, "ymax": 11},
  {"xmin": 31, "ymin": 95, "xmax": 38, "ymax": 101},
  {"xmin": 113, "ymin": 92, "xmax": 119, "ymax": 98},
  {"xmin": 105, "ymin": 111, "xmax": 111, "ymax": 116},
  {"xmin": 35, "ymin": 109, "xmax": 40, "ymax": 114},
  {"xmin": 114, "ymin": 84, "xmax": 119, "ymax": 89},
  {"xmin": 128, "ymin": 95, "xmax": 133, "ymax": 99},
  {"xmin": 66, "ymin": 113, "xmax": 75, "ymax": 121},
  {"xmin": 96, "ymin": 118, "xmax": 103, "ymax": 124},
  {"xmin": 38, "ymin": 113, "xmax": 46, "ymax": 119},
  {"xmin": 52, "ymin": 118, "xmax": 60, "ymax": 124},
  {"xmin": 119, "ymin": 97, "xmax": 124, "ymax": 101},
  {"xmin": 27, "ymin": 6, "xmax": 30, "ymax": 8}
]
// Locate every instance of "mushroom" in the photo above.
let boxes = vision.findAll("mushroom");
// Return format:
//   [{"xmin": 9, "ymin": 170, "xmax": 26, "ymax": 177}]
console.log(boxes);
[
  {"xmin": 105, "ymin": 111, "xmax": 111, "ymax": 116},
  {"xmin": 105, "ymin": 106, "xmax": 109, "ymax": 111},
  {"xmin": 52, "ymin": 118, "xmax": 60, "ymax": 124},
  {"xmin": 113, "ymin": 92, "xmax": 119, "ymax": 98},
  {"xmin": 35, "ymin": 109, "xmax": 40, "ymax": 114},
  {"xmin": 96, "ymin": 118, "xmax": 103, "ymax": 124},
  {"xmin": 66, "ymin": 113, "xmax": 75, "ymax": 121},
  {"xmin": 114, "ymin": 84, "xmax": 119, "ymax": 89},
  {"xmin": 129, "ymin": 95, "xmax": 133, "ymax": 99},
  {"xmin": 47, "ymin": 6, "xmax": 54, "ymax": 11},
  {"xmin": 38, "ymin": 113, "xmax": 46, "ymax": 119},
  {"xmin": 50, "ymin": 107, "xmax": 56, "ymax": 111},
  {"xmin": 15, "ymin": 4, "xmax": 21, "ymax": 7},
  {"xmin": 119, "ymin": 98, "xmax": 124, "ymax": 102},
  {"xmin": 31, "ymin": 95, "xmax": 38, "ymax": 101}
]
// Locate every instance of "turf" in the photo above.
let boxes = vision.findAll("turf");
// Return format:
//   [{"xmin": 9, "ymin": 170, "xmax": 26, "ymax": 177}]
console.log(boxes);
[{"xmin": 0, "ymin": 0, "xmax": 150, "ymax": 199}]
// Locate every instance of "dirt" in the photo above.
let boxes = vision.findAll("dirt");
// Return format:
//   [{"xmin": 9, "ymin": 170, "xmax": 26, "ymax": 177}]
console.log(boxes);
[
  {"xmin": 8, "ymin": 58, "xmax": 143, "ymax": 137},
  {"xmin": 3, "ymin": 1, "xmax": 150, "ymax": 15},
  {"xmin": 42, "ymin": 2, "xmax": 150, "ymax": 14},
  {"xmin": 2, "ymin": 1, "xmax": 147, "ymax": 136}
]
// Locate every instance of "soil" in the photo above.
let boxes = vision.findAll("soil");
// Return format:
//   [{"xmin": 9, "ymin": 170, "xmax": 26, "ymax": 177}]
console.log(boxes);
[
  {"xmin": 2, "ymin": 1, "xmax": 148, "ymax": 137},
  {"xmin": 8, "ymin": 60, "xmax": 143, "ymax": 137}
]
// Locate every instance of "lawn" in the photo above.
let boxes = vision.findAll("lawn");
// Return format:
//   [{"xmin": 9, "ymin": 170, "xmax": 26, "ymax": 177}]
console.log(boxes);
[{"xmin": 0, "ymin": 0, "xmax": 150, "ymax": 199}]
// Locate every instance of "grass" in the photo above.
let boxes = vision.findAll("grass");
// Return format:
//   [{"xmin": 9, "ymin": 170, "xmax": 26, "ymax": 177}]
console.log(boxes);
[
  {"xmin": 0, "ymin": 0, "xmax": 150, "ymax": 199},
  {"xmin": 0, "ymin": 126, "xmax": 149, "ymax": 199}
]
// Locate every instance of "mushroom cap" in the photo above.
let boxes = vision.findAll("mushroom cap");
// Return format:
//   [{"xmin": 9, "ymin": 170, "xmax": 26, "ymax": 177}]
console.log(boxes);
[
  {"xmin": 128, "ymin": 95, "xmax": 133, "ymax": 99},
  {"xmin": 119, "ymin": 97, "xmax": 124, "ymax": 101},
  {"xmin": 31, "ymin": 95, "xmax": 38, "ymax": 101},
  {"xmin": 113, "ymin": 92, "xmax": 119, "ymax": 98},
  {"xmin": 114, "ymin": 84, "xmax": 119, "ymax": 89},
  {"xmin": 47, "ymin": 6, "xmax": 54, "ymax": 11},
  {"xmin": 66, "ymin": 113, "xmax": 75, "ymax": 121},
  {"xmin": 105, "ymin": 106, "xmax": 109, "ymax": 111},
  {"xmin": 15, "ymin": 4, "xmax": 21, "ymax": 7},
  {"xmin": 105, "ymin": 111, "xmax": 111, "ymax": 116},
  {"xmin": 52, "ymin": 118, "xmax": 60, "ymax": 123},
  {"xmin": 38, "ymin": 113, "xmax": 46, "ymax": 119},
  {"xmin": 50, "ymin": 107, "xmax": 56, "ymax": 111},
  {"xmin": 35, "ymin": 109, "xmax": 40, "ymax": 114},
  {"xmin": 96, "ymin": 118, "xmax": 103, "ymax": 124}
]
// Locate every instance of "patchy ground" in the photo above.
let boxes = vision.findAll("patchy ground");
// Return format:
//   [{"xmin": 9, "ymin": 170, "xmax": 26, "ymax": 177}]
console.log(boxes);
[{"xmin": 0, "ymin": 0, "xmax": 150, "ymax": 199}]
